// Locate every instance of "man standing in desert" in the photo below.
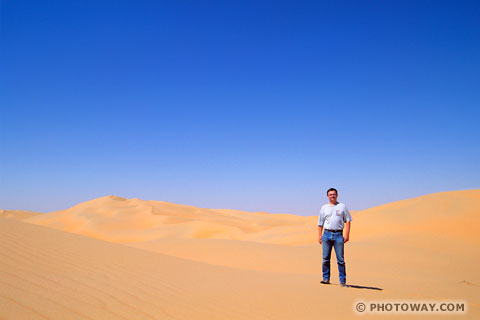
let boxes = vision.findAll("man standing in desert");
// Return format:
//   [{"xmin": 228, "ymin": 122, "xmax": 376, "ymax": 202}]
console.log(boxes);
[{"xmin": 318, "ymin": 188, "xmax": 352, "ymax": 287}]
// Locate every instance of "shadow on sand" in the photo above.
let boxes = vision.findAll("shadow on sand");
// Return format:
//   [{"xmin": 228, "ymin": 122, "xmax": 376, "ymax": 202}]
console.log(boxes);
[{"xmin": 346, "ymin": 284, "xmax": 383, "ymax": 290}]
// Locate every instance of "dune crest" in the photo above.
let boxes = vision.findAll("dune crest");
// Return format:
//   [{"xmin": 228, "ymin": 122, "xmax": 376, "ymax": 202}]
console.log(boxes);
[
  {"xmin": 24, "ymin": 195, "xmax": 315, "ymax": 244},
  {"xmin": 0, "ymin": 209, "xmax": 41, "ymax": 220},
  {"xmin": 21, "ymin": 190, "xmax": 480, "ymax": 247}
]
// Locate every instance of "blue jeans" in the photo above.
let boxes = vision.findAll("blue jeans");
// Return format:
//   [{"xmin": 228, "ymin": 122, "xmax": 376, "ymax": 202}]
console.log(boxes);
[{"xmin": 322, "ymin": 230, "xmax": 346, "ymax": 284}]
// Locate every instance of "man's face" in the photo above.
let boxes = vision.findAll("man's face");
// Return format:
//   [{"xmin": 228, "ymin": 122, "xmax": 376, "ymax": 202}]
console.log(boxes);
[{"xmin": 327, "ymin": 191, "xmax": 338, "ymax": 203}]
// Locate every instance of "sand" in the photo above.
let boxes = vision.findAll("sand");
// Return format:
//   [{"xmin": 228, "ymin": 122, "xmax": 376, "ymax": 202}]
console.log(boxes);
[
  {"xmin": 1, "ymin": 189, "xmax": 479, "ymax": 319},
  {"xmin": 0, "ymin": 209, "xmax": 41, "ymax": 220}
]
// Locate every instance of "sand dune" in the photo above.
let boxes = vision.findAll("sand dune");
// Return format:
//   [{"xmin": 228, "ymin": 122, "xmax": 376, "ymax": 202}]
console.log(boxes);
[
  {"xmin": 2, "ymin": 189, "xmax": 480, "ymax": 319},
  {"xmin": 0, "ymin": 218, "xmax": 364, "ymax": 320},
  {"xmin": 25, "ymin": 195, "xmax": 316, "ymax": 245},
  {"xmin": 2, "ymin": 217, "xmax": 478, "ymax": 320},
  {"xmin": 0, "ymin": 209, "xmax": 41, "ymax": 220},
  {"xmin": 23, "ymin": 189, "xmax": 480, "ymax": 248},
  {"xmin": 354, "ymin": 189, "xmax": 480, "ymax": 243}
]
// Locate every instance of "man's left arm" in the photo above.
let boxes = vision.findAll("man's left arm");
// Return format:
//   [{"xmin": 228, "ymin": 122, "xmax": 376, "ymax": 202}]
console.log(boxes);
[{"xmin": 344, "ymin": 221, "xmax": 351, "ymax": 243}]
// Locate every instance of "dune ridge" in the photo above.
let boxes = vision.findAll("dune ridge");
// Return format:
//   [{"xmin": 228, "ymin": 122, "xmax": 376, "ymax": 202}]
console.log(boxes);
[
  {"xmin": 0, "ymin": 209, "xmax": 41, "ymax": 220},
  {"xmin": 22, "ymin": 189, "xmax": 480, "ymax": 246},
  {"xmin": 24, "ymin": 195, "xmax": 316, "ymax": 245}
]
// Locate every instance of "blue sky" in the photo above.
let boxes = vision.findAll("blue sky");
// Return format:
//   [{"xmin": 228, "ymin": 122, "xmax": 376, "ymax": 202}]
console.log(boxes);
[{"xmin": 1, "ymin": 0, "xmax": 479, "ymax": 215}]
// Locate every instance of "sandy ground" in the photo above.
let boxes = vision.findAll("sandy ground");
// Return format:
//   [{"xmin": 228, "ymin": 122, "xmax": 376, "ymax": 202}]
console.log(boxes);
[{"xmin": 1, "ymin": 189, "xmax": 479, "ymax": 319}]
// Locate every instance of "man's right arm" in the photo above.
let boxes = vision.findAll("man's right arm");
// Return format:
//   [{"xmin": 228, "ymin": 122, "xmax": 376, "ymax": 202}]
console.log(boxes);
[{"xmin": 317, "ymin": 206, "xmax": 324, "ymax": 244}]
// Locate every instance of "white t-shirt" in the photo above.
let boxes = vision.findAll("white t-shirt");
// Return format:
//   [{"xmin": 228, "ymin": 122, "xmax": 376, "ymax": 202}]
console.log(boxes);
[{"xmin": 317, "ymin": 202, "xmax": 352, "ymax": 230}]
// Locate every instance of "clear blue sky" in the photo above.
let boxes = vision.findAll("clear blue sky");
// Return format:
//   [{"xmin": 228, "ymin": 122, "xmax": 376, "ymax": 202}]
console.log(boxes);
[{"xmin": 1, "ymin": 0, "xmax": 479, "ymax": 215}]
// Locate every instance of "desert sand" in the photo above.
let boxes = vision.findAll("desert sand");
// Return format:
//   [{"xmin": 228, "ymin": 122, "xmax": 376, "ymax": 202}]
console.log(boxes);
[
  {"xmin": 1, "ymin": 189, "xmax": 479, "ymax": 319},
  {"xmin": 0, "ymin": 209, "xmax": 41, "ymax": 220}
]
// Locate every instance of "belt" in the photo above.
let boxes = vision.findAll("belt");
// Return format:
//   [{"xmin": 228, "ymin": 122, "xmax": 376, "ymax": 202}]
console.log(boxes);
[{"xmin": 325, "ymin": 229, "xmax": 343, "ymax": 233}]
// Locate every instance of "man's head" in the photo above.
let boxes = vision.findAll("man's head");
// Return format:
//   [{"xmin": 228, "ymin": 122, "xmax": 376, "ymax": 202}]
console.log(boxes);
[{"xmin": 327, "ymin": 188, "xmax": 338, "ymax": 204}]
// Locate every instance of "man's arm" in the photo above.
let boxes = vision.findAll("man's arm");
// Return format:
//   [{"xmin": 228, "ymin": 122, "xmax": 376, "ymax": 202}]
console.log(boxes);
[
  {"xmin": 318, "ymin": 225, "xmax": 323, "ymax": 244},
  {"xmin": 344, "ymin": 221, "xmax": 351, "ymax": 243}
]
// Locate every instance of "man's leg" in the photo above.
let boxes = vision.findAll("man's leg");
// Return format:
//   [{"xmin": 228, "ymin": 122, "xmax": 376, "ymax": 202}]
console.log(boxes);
[
  {"xmin": 322, "ymin": 232, "xmax": 333, "ymax": 282},
  {"xmin": 333, "ymin": 232, "xmax": 346, "ymax": 285}
]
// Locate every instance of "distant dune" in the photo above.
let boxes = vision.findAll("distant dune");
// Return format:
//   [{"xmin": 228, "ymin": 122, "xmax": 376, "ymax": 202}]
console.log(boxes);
[
  {"xmin": 1, "ymin": 189, "xmax": 479, "ymax": 319},
  {"xmin": 0, "ymin": 209, "xmax": 41, "ymax": 220},
  {"xmin": 24, "ymin": 195, "xmax": 317, "ymax": 245},
  {"xmin": 22, "ymin": 189, "xmax": 480, "ymax": 246},
  {"xmin": 356, "ymin": 189, "xmax": 480, "ymax": 242}
]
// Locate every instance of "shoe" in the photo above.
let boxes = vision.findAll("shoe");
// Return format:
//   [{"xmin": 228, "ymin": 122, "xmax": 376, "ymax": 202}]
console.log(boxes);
[
  {"xmin": 340, "ymin": 283, "xmax": 347, "ymax": 287},
  {"xmin": 320, "ymin": 279, "xmax": 330, "ymax": 284}
]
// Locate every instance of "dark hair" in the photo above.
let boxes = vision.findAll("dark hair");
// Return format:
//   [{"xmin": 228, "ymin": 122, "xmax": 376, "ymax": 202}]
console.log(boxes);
[{"xmin": 327, "ymin": 188, "xmax": 338, "ymax": 195}]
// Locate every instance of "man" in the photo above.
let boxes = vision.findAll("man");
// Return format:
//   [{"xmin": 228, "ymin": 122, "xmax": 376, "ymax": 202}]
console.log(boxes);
[{"xmin": 318, "ymin": 188, "xmax": 352, "ymax": 287}]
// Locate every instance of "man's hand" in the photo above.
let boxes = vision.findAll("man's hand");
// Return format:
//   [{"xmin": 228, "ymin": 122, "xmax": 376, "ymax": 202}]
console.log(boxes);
[
  {"xmin": 318, "ymin": 226, "xmax": 323, "ymax": 244},
  {"xmin": 344, "ymin": 221, "xmax": 351, "ymax": 243}
]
